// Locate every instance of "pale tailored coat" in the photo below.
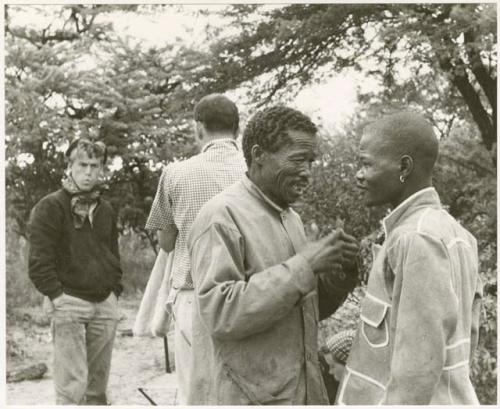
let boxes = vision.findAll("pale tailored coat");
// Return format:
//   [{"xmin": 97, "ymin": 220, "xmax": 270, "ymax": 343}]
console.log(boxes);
[
  {"xmin": 336, "ymin": 188, "xmax": 482, "ymax": 405},
  {"xmin": 188, "ymin": 176, "xmax": 356, "ymax": 405}
]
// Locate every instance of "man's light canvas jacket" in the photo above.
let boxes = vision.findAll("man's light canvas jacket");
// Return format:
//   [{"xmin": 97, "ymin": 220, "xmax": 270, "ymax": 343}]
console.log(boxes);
[
  {"xmin": 188, "ymin": 176, "xmax": 355, "ymax": 405},
  {"xmin": 336, "ymin": 188, "xmax": 482, "ymax": 405}
]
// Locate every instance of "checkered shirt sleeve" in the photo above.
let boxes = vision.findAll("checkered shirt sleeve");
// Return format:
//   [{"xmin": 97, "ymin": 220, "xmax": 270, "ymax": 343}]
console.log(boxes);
[{"xmin": 145, "ymin": 166, "xmax": 175, "ymax": 230}]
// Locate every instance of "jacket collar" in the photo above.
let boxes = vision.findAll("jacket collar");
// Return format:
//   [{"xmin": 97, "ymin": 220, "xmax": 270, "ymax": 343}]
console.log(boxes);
[
  {"xmin": 201, "ymin": 137, "xmax": 238, "ymax": 153},
  {"xmin": 382, "ymin": 187, "xmax": 440, "ymax": 237},
  {"xmin": 242, "ymin": 174, "xmax": 286, "ymax": 214}
]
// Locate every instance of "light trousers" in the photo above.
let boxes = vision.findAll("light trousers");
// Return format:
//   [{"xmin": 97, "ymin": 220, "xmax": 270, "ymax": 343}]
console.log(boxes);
[
  {"xmin": 51, "ymin": 292, "xmax": 119, "ymax": 405},
  {"xmin": 172, "ymin": 289, "xmax": 194, "ymax": 405}
]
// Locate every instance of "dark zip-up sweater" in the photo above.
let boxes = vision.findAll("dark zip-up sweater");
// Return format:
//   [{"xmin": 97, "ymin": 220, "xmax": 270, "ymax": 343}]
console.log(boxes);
[{"xmin": 28, "ymin": 189, "xmax": 123, "ymax": 302}]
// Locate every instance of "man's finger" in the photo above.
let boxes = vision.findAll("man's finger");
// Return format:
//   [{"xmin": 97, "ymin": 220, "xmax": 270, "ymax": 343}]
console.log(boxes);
[
  {"xmin": 342, "ymin": 242, "xmax": 359, "ymax": 253},
  {"xmin": 338, "ymin": 229, "xmax": 358, "ymax": 241},
  {"xmin": 342, "ymin": 235, "xmax": 359, "ymax": 246},
  {"xmin": 342, "ymin": 249, "xmax": 359, "ymax": 259},
  {"xmin": 325, "ymin": 229, "xmax": 342, "ymax": 243}
]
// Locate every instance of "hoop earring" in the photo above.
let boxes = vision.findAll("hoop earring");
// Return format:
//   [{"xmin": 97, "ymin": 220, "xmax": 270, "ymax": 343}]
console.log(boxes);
[{"xmin": 399, "ymin": 175, "xmax": 405, "ymax": 183}]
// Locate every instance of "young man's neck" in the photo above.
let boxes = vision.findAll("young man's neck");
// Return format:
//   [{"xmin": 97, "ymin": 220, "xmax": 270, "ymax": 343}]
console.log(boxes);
[{"xmin": 391, "ymin": 180, "xmax": 433, "ymax": 209}]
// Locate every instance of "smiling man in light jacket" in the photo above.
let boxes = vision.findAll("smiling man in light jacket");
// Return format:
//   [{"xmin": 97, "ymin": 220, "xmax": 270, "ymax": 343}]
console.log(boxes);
[{"xmin": 188, "ymin": 106, "xmax": 360, "ymax": 405}]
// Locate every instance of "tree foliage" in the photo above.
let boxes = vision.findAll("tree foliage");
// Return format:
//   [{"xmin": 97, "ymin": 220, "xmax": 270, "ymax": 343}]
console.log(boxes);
[
  {"xmin": 4, "ymin": 4, "xmax": 496, "ymax": 403},
  {"xmin": 5, "ymin": 5, "xmax": 208, "ymax": 242},
  {"xmin": 207, "ymin": 4, "xmax": 496, "ymax": 156}
]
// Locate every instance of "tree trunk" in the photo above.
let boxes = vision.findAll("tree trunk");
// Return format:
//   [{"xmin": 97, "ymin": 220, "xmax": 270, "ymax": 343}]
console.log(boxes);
[{"xmin": 439, "ymin": 57, "xmax": 496, "ymax": 155}]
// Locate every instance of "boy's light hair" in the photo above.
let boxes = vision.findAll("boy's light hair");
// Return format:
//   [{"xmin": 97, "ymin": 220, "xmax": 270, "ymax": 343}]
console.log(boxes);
[{"xmin": 66, "ymin": 139, "xmax": 107, "ymax": 165}]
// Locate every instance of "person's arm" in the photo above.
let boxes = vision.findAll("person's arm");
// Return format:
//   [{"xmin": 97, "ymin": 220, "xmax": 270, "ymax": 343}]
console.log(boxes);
[
  {"xmin": 158, "ymin": 225, "xmax": 178, "ymax": 253},
  {"xmin": 27, "ymin": 198, "xmax": 64, "ymax": 300},
  {"xmin": 470, "ymin": 275, "xmax": 483, "ymax": 359},
  {"xmin": 190, "ymin": 223, "xmax": 317, "ymax": 341},
  {"xmin": 145, "ymin": 166, "xmax": 177, "ymax": 248},
  {"xmin": 110, "ymin": 208, "xmax": 124, "ymax": 297},
  {"xmin": 382, "ymin": 233, "xmax": 455, "ymax": 404},
  {"xmin": 318, "ymin": 229, "xmax": 359, "ymax": 320},
  {"xmin": 317, "ymin": 262, "xmax": 358, "ymax": 320}
]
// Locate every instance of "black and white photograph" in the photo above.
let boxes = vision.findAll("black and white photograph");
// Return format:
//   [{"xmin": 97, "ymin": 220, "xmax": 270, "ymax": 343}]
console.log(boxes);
[{"xmin": 3, "ymin": 2, "xmax": 497, "ymax": 406}]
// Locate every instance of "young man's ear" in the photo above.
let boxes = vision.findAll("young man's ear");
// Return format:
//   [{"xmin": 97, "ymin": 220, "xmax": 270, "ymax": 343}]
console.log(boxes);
[{"xmin": 400, "ymin": 155, "xmax": 414, "ymax": 179}]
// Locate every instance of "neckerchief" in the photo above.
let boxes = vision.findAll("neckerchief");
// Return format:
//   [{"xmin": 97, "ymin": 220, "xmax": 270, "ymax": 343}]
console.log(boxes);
[{"xmin": 62, "ymin": 176, "xmax": 102, "ymax": 229}]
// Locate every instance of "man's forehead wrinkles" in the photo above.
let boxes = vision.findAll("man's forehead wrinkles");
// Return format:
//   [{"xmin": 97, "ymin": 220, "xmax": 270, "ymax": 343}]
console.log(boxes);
[
  {"xmin": 292, "ymin": 145, "xmax": 314, "ymax": 152},
  {"xmin": 293, "ymin": 139, "xmax": 315, "ymax": 148}
]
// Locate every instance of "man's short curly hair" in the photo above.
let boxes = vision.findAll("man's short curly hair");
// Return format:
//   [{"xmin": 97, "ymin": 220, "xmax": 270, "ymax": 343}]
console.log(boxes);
[{"xmin": 242, "ymin": 106, "xmax": 318, "ymax": 166}]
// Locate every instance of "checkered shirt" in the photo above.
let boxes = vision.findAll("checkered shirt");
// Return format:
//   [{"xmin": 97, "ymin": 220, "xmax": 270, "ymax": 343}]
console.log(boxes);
[{"xmin": 145, "ymin": 138, "xmax": 247, "ymax": 289}]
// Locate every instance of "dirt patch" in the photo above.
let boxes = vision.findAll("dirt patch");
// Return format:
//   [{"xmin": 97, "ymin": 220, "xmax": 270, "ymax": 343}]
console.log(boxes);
[{"xmin": 6, "ymin": 297, "xmax": 177, "ymax": 405}]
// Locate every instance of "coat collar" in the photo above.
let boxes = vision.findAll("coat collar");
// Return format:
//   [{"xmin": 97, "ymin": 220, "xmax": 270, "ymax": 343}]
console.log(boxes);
[
  {"xmin": 201, "ymin": 137, "xmax": 238, "ymax": 153},
  {"xmin": 242, "ymin": 174, "xmax": 288, "ymax": 214},
  {"xmin": 382, "ymin": 187, "xmax": 441, "ymax": 237}
]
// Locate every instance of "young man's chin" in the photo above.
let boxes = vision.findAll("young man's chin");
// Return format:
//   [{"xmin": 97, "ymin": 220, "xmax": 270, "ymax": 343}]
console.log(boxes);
[
  {"xmin": 363, "ymin": 197, "xmax": 379, "ymax": 208},
  {"xmin": 359, "ymin": 191, "xmax": 378, "ymax": 207},
  {"xmin": 81, "ymin": 184, "xmax": 97, "ymax": 192}
]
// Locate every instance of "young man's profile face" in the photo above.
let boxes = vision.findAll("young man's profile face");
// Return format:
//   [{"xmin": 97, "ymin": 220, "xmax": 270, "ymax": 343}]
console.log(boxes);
[
  {"xmin": 355, "ymin": 130, "xmax": 402, "ymax": 208},
  {"xmin": 68, "ymin": 150, "xmax": 103, "ymax": 192},
  {"xmin": 259, "ymin": 130, "xmax": 316, "ymax": 208}
]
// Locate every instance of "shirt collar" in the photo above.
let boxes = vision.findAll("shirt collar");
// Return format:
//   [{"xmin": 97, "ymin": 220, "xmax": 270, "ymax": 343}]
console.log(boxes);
[
  {"xmin": 201, "ymin": 137, "xmax": 238, "ymax": 153},
  {"xmin": 382, "ymin": 187, "xmax": 440, "ymax": 236},
  {"xmin": 242, "ymin": 174, "xmax": 287, "ymax": 214}
]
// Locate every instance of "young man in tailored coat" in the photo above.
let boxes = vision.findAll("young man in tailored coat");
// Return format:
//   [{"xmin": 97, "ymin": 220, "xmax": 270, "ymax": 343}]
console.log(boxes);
[
  {"xmin": 336, "ymin": 111, "xmax": 482, "ymax": 405},
  {"xmin": 28, "ymin": 139, "xmax": 122, "ymax": 405},
  {"xmin": 145, "ymin": 94, "xmax": 246, "ymax": 404},
  {"xmin": 188, "ymin": 106, "xmax": 360, "ymax": 405}
]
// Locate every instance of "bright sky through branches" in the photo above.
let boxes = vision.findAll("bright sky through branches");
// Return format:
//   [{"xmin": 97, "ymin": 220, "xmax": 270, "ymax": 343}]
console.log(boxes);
[
  {"xmin": 9, "ymin": 4, "xmax": 368, "ymax": 131},
  {"xmin": 104, "ymin": 6, "xmax": 362, "ymax": 130}
]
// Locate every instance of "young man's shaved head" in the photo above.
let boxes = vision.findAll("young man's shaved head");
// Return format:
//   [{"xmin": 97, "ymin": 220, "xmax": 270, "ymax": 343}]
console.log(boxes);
[
  {"xmin": 364, "ymin": 111, "xmax": 439, "ymax": 177},
  {"xmin": 357, "ymin": 111, "xmax": 440, "ymax": 208}
]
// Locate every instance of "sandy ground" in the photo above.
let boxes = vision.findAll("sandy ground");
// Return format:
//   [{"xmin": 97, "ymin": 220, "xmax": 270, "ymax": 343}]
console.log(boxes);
[{"xmin": 6, "ymin": 298, "xmax": 179, "ymax": 406}]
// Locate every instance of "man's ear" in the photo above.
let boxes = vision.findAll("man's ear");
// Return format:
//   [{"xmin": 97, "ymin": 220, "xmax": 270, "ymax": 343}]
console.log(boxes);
[
  {"xmin": 195, "ymin": 121, "xmax": 205, "ymax": 141},
  {"xmin": 400, "ymin": 155, "xmax": 414, "ymax": 179},
  {"xmin": 251, "ymin": 144, "xmax": 266, "ymax": 165}
]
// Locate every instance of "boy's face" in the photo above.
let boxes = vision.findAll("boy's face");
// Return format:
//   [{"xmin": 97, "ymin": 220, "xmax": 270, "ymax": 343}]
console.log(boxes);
[
  {"xmin": 325, "ymin": 353, "xmax": 346, "ymax": 382},
  {"xmin": 68, "ymin": 150, "xmax": 103, "ymax": 192}
]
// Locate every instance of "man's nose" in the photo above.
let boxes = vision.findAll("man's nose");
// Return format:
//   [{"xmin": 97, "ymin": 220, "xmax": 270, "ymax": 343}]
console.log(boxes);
[{"xmin": 299, "ymin": 162, "xmax": 312, "ymax": 178}]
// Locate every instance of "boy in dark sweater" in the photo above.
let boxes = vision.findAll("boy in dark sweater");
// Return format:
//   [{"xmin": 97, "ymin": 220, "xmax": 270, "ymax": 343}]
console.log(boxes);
[{"xmin": 28, "ymin": 139, "xmax": 122, "ymax": 405}]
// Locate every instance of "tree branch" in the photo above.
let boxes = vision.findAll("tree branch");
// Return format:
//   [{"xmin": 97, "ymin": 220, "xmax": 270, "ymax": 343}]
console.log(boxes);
[
  {"xmin": 439, "ymin": 152, "xmax": 495, "ymax": 177},
  {"xmin": 439, "ymin": 56, "xmax": 496, "ymax": 152},
  {"xmin": 463, "ymin": 28, "xmax": 496, "ymax": 111}
]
